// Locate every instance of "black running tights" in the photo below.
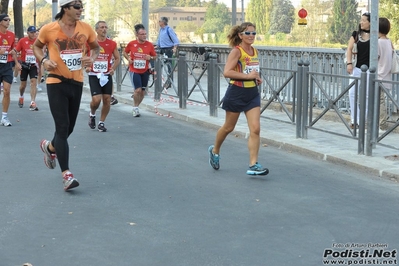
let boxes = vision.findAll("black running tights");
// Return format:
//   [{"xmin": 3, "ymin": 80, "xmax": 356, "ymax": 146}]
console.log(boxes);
[{"xmin": 47, "ymin": 82, "xmax": 83, "ymax": 172}]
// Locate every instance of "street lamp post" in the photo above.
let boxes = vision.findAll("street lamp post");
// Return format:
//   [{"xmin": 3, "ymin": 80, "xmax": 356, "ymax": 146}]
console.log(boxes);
[
  {"xmin": 52, "ymin": 0, "xmax": 58, "ymax": 22},
  {"xmin": 231, "ymin": 0, "xmax": 236, "ymax": 26},
  {"xmin": 241, "ymin": 0, "xmax": 244, "ymax": 22},
  {"xmin": 34, "ymin": 0, "xmax": 36, "ymax": 27}
]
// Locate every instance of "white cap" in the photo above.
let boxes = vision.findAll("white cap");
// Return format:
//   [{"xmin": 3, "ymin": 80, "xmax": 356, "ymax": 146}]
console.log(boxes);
[{"xmin": 59, "ymin": 0, "xmax": 75, "ymax": 6}]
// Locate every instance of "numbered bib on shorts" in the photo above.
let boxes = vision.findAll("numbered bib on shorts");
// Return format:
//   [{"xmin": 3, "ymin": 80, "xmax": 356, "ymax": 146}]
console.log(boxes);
[
  {"xmin": 25, "ymin": 53, "xmax": 36, "ymax": 64},
  {"xmin": 243, "ymin": 64, "xmax": 259, "ymax": 74},
  {"xmin": 93, "ymin": 59, "xmax": 108, "ymax": 73},
  {"xmin": 0, "ymin": 52, "xmax": 8, "ymax": 64},
  {"xmin": 61, "ymin": 49, "xmax": 82, "ymax": 71},
  {"xmin": 133, "ymin": 59, "xmax": 146, "ymax": 69}
]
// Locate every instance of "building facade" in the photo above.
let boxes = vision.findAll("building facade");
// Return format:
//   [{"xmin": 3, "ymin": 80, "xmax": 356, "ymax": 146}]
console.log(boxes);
[{"xmin": 149, "ymin": 7, "xmax": 244, "ymax": 42}]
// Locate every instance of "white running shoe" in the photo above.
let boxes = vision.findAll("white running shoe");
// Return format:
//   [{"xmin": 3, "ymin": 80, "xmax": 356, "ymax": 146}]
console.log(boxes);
[
  {"xmin": 13, "ymin": 77, "xmax": 17, "ymax": 83},
  {"xmin": 63, "ymin": 171, "xmax": 79, "ymax": 191},
  {"xmin": 40, "ymin": 139, "xmax": 56, "ymax": 169},
  {"xmin": 132, "ymin": 107, "xmax": 140, "ymax": 117},
  {"xmin": 1, "ymin": 116, "xmax": 12, "ymax": 126}
]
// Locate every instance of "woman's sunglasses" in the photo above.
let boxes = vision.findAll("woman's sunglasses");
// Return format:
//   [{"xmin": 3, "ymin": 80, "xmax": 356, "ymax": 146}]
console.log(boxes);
[{"xmin": 241, "ymin": 31, "xmax": 256, "ymax": 36}]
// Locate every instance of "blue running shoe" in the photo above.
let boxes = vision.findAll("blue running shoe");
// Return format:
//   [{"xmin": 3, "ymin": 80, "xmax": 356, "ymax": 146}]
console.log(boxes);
[
  {"xmin": 246, "ymin": 162, "xmax": 269, "ymax": 176},
  {"xmin": 208, "ymin": 145, "xmax": 220, "ymax": 170}
]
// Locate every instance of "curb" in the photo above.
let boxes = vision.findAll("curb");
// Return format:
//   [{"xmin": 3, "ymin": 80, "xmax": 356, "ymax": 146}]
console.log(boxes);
[{"xmin": 86, "ymin": 86, "xmax": 399, "ymax": 183}]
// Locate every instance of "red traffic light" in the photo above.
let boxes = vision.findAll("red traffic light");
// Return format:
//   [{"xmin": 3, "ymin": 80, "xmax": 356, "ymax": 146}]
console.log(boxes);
[{"xmin": 298, "ymin": 8, "xmax": 307, "ymax": 19}]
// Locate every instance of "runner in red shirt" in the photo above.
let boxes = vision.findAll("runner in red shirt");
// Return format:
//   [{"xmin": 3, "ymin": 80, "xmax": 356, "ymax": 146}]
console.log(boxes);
[
  {"xmin": 86, "ymin": 20, "xmax": 120, "ymax": 132},
  {"xmin": 0, "ymin": 13, "xmax": 20, "ymax": 126},
  {"xmin": 123, "ymin": 24, "xmax": 156, "ymax": 117},
  {"xmin": 12, "ymin": 36, "xmax": 20, "ymax": 83},
  {"xmin": 14, "ymin": 26, "xmax": 40, "ymax": 111}
]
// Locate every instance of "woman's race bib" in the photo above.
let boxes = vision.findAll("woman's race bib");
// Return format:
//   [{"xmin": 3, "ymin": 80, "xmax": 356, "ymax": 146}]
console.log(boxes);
[{"xmin": 243, "ymin": 63, "xmax": 259, "ymax": 74}]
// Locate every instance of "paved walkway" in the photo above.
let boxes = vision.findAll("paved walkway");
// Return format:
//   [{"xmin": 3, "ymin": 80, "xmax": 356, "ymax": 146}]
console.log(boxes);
[{"xmin": 107, "ymin": 73, "xmax": 399, "ymax": 182}]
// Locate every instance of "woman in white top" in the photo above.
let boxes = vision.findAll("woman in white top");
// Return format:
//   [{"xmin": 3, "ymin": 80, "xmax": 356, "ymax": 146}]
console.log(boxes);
[{"xmin": 378, "ymin": 17, "xmax": 393, "ymax": 130}]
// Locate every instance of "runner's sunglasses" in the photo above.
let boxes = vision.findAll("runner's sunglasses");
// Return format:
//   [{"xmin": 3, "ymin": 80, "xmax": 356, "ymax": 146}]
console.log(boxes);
[
  {"xmin": 241, "ymin": 31, "xmax": 256, "ymax": 36},
  {"xmin": 69, "ymin": 3, "xmax": 84, "ymax": 9}
]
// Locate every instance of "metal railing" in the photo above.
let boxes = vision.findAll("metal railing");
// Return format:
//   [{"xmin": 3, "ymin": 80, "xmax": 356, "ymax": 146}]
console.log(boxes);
[{"xmin": 113, "ymin": 46, "xmax": 399, "ymax": 156}]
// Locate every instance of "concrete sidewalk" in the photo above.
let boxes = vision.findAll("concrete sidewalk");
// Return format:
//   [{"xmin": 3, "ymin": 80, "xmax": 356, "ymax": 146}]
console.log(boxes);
[{"xmin": 91, "ymin": 82, "xmax": 399, "ymax": 182}]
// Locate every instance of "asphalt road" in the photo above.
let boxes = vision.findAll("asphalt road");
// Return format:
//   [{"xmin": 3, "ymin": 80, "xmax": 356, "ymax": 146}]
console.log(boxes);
[{"xmin": 1, "ymin": 85, "xmax": 398, "ymax": 266}]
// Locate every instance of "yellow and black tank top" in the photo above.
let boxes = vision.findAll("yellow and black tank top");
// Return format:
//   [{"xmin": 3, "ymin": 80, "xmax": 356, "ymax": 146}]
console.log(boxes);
[{"xmin": 229, "ymin": 46, "xmax": 260, "ymax": 88}]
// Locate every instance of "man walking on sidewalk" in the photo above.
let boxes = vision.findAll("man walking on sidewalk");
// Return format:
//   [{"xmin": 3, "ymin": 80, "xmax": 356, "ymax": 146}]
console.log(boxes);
[{"xmin": 87, "ymin": 20, "xmax": 120, "ymax": 132}]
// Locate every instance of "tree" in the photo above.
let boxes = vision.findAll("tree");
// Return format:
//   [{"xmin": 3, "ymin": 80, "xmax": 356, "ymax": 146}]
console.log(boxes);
[
  {"xmin": 289, "ymin": 0, "xmax": 333, "ymax": 47},
  {"xmin": 12, "ymin": 0, "xmax": 23, "ymax": 38},
  {"xmin": 153, "ymin": 0, "xmax": 180, "ymax": 7},
  {"xmin": 0, "ymin": 0, "xmax": 8, "ymax": 13},
  {"xmin": 247, "ymin": 0, "xmax": 273, "ymax": 34},
  {"xmin": 269, "ymin": 0, "xmax": 295, "ymax": 34},
  {"xmin": 90, "ymin": 0, "xmax": 143, "ymax": 40},
  {"xmin": 3, "ymin": 0, "xmax": 23, "ymax": 38},
  {"xmin": 22, "ymin": 0, "xmax": 52, "ymax": 31},
  {"xmin": 328, "ymin": 0, "xmax": 359, "ymax": 45},
  {"xmin": 176, "ymin": 0, "xmax": 203, "ymax": 7},
  {"xmin": 176, "ymin": 21, "xmax": 198, "ymax": 42},
  {"xmin": 200, "ymin": 0, "xmax": 230, "ymax": 34},
  {"xmin": 380, "ymin": 0, "xmax": 399, "ymax": 46}
]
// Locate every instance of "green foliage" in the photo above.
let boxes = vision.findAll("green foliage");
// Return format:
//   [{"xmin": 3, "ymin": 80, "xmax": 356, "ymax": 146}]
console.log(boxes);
[
  {"xmin": 289, "ymin": 0, "xmax": 333, "ymax": 47},
  {"xmin": 22, "ymin": 0, "xmax": 52, "ymax": 29},
  {"xmin": 379, "ymin": 0, "xmax": 399, "ymax": 47},
  {"xmin": 269, "ymin": 0, "xmax": 295, "ymax": 34},
  {"xmin": 204, "ymin": 0, "xmax": 230, "ymax": 24},
  {"xmin": 176, "ymin": 0, "xmax": 203, "ymax": 7},
  {"xmin": 247, "ymin": 0, "xmax": 273, "ymax": 34},
  {"xmin": 176, "ymin": 21, "xmax": 198, "ymax": 32},
  {"xmin": 21, "ymin": 0, "xmax": 399, "ymax": 49},
  {"xmin": 94, "ymin": 0, "xmax": 143, "ymax": 40},
  {"xmin": 200, "ymin": 0, "xmax": 230, "ymax": 34},
  {"xmin": 195, "ymin": 27, "xmax": 205, "ymax": 43},
  {"xmin": 328, "ymin": 0, "xmax": 359, "ymax": 44},
  {"xmin": 176, "ymin": 21, "xmax": 198, "ymax": 42},
  {"xmin": 275, "ymin": 32, "xmax": 286, "ymax": 41}
]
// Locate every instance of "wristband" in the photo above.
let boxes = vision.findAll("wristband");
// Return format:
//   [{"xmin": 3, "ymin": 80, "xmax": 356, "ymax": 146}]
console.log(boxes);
[
  {"xmin": 40, "ymin": 57, "xmax": 48, "ymax": 65},
  {"xmin": 347, "ymin": 63, "xmax": 352, "ymax": 65}
]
